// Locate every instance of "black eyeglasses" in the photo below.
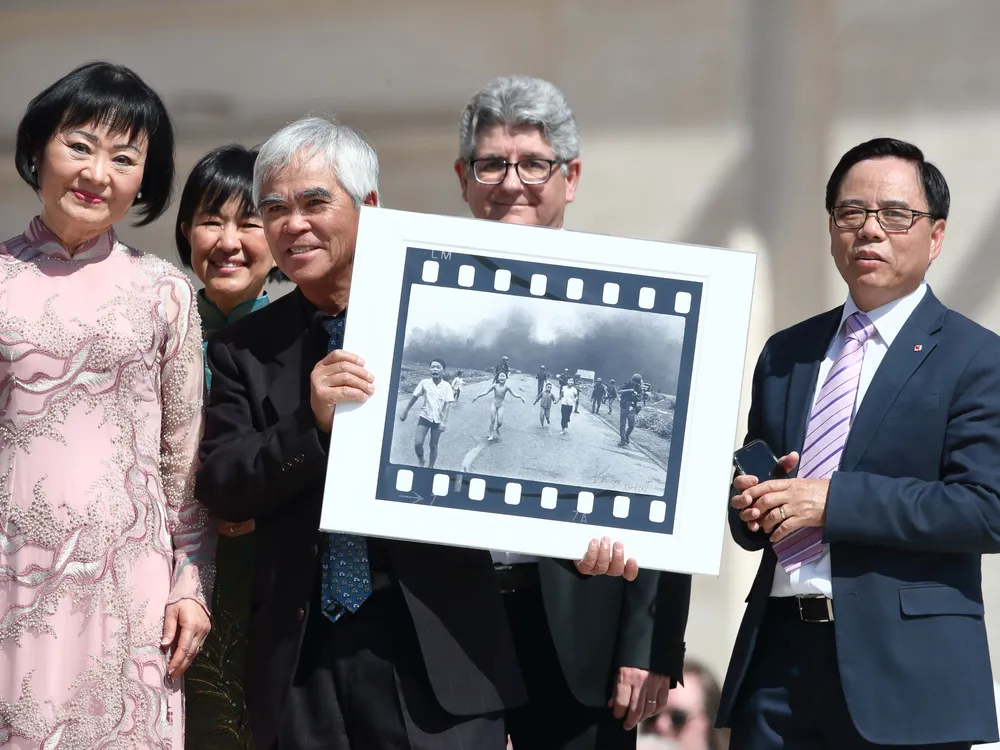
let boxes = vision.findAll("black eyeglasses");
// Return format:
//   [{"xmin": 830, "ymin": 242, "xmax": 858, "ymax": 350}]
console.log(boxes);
[
  {"xmin": 831, "ymin": 205, "xmax": 935, "ymax": 233},
  {"xmin": 469, "ymin": 158, "xmax": 563, "ymax": 185}
]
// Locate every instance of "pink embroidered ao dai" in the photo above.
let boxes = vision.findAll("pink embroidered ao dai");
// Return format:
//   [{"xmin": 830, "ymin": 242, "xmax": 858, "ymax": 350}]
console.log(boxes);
[{"xmin": 0, "ymin": 218, "xmax": 216, "ymax": 749}]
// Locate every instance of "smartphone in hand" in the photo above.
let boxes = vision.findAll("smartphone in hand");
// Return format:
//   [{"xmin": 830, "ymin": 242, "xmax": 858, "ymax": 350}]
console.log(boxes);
[{"xmin": 733, "ymin": 439, "xmax": 788, "ymax": 481}]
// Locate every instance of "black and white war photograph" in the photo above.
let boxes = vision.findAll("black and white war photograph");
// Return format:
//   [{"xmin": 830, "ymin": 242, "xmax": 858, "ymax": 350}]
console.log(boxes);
[{"xmin": 389, "ymin": 283, "xmax": 689, "ymax": 496}]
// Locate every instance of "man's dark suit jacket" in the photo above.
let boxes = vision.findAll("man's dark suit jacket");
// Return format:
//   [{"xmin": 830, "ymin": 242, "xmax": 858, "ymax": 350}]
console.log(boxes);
[
  {"xmin": 716, "ymin": 289, "xmax": 1000, "ymax": 745},
  {"xmin": 194, "ymin": 289, "xmax": 526, "ymax": 749},
  {"xmin": 535, "ymin": 561, "xmax": 691, "ymax": 706}
]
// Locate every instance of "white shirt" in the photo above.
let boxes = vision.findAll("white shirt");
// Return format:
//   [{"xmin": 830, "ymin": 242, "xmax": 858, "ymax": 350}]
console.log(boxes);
[
  {"xmin": 413, "ymin": 378, "xmax": 453, "ymax": 424},
  {"xmin": 451, "ymin": 377, "xmax": 464, "ymax": 392},
  {"xmin": 559, "ymin": 386, "xmax": 579, "ymax": 408},
  {"xmin": 771, "ymin": 283, "xmax": 927, "ymax": 598}
]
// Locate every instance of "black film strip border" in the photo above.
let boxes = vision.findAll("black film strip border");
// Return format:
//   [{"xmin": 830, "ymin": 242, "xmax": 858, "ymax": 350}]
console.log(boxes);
[{"xmin": 373, "ymin": 246, "xmax": 703, "ymax": 535}]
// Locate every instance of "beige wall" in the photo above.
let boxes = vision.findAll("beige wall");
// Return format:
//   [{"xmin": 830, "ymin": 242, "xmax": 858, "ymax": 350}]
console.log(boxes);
[{"xmin": 4, "ymin": 0, "xmax": 1000, "ymax": 685}]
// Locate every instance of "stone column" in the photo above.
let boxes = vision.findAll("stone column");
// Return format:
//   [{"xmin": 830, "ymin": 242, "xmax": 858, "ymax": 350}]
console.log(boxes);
[
  {"xmin": 714, "ymin": 0, "xmax": 837, "ymax": 659},
  {"xmin": 748, "ymin": 0, "xmax": 837, "ymax": 327}
]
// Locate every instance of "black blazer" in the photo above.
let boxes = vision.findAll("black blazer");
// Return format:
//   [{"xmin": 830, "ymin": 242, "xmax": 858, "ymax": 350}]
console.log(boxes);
[
  {"xmin": 716, "ymin": 290, "xmax": 1000, "ymax": 745},
  {"xmin": 537, "ymin": 561, "xmax": 691, "ymax": 706},
  {"xmin": 195, "ymin": 289, "xmax": 526, "ymax": 749}
]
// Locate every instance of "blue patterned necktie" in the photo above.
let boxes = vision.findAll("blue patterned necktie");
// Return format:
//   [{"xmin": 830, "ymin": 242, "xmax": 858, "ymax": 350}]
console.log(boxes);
[{"xmin": 319, "ymin": 315, "xmax": 372, "ymax": 622}]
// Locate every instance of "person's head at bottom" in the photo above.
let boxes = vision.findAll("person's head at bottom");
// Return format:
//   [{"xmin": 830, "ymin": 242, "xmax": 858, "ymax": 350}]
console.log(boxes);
[{"xmin": 640, "ymin": 660, "xmax": 727, "ymax": 750}]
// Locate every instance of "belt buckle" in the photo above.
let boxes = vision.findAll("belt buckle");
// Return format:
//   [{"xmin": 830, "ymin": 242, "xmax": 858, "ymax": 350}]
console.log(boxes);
[{"xmin": 797, "ymin": 595, "xmax": 834, "ymax": 623}]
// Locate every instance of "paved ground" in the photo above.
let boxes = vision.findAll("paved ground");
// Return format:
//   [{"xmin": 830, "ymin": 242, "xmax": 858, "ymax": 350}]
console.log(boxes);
[{"xmin": 390, "ymin": 372, "xmax": 667, "ymax": 495}]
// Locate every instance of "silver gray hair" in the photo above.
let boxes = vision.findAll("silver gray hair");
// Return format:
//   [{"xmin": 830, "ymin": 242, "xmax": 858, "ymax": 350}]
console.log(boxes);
[
  {"xmin": 253, "ymin": 115, "xmax": 380, "ymax": 208},
  {"xmin": 458, "ymin": 76, "xmax": 580, "ymax": 166}
]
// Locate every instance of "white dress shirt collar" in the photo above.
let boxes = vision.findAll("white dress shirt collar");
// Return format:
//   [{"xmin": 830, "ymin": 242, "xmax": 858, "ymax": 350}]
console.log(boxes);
[{"xmin": 839, "ymin": 282, "xmax": 928, "ymax": 348}]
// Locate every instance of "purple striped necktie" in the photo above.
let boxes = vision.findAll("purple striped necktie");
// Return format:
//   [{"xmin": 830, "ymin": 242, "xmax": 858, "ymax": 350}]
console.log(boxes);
[{"xmin": 773, "ymin": 311, "xmax": 876, "ymax": 573}]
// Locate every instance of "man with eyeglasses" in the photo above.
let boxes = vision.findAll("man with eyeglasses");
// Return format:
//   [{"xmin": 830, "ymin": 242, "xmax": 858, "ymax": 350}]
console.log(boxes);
[
  {"xmin": 712, "ymin": 137, "xmax": 1000, "ymax": 748},
  {"xmin": 454, "ymin": 75, "xmax": 692, "ymax": 750}
]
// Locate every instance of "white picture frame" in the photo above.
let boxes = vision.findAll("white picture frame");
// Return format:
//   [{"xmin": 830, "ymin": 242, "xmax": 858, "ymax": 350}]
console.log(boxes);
[{"xmin": 321, "ymin": 207, "xmax": 756, "ymax": 575}]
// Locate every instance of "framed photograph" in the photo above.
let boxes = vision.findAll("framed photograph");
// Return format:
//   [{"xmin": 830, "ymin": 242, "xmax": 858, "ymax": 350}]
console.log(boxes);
[{"xmin": 322, "ymin": 207, "xmax": 756, "ymax": 575}]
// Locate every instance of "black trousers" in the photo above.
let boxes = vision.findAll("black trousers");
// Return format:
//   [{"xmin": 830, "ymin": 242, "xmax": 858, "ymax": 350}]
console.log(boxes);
[
  {"xmin": 277, "ymin": 585, "xmax": 505, "ymax": 750},
  {"xmin": 503, "ymin": 573, "xmax": 635, "ymax": 750},
  {"xmin": 561, "ymin": 404, "xmax": 574, "ymax": 429},
  {"xmin": 619, "ymin": 410, "xmax": 636, "ymax": 442},
  {"xmin": 730, "ymin": 599, "xmax": 971, "ymax": 750}
]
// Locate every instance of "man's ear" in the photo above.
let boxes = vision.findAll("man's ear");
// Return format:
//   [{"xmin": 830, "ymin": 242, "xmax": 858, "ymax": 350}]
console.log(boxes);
[
  {"xmin": 563, "ymin": 158, "xmax": 581, "ymax": 204},
  {"xmin": 454, "ymin": 159, "xmax": 470, "ymax": 204}
]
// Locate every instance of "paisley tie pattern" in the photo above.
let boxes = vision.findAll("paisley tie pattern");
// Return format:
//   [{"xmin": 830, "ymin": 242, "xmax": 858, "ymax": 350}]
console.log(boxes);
[{"xmin": 319, "ymin": 315, "xmax": 372, "ymax": 621}]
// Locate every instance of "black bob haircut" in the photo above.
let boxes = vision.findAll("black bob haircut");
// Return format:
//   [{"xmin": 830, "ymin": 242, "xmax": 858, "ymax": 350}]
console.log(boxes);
[
  {"xmin": 175, "ymin": 144, "xmax": 259, "ymax": 268},
  {"xmin": 15, "ymin": 61, "xmax": 175, "ymax": 227},
  {"xmin": 174, "ymin": 144, "xmax": 286, "ymax": 283},
  {"xmin": 430, "ymin": 358, "xmax": 447, "ymax": 369},
  {"xmin": 825, "ymin": 137, "xmax": 950, "ymax": 221}
]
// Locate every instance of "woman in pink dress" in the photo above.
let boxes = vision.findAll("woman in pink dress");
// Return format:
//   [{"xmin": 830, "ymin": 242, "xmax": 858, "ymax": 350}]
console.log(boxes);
[{"xmin": 0, "ymin": 62, "xmax": 214, "ymax": 748}]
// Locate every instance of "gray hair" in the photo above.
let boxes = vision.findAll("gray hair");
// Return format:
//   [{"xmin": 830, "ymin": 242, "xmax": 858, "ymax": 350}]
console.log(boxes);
[
  {"xmin": 253, "ymin": 115, "xmax": 380, "ymax": 208},
  {"xmin": 458, "ymin": 76, "xmax": 580, "ymax": 167}
]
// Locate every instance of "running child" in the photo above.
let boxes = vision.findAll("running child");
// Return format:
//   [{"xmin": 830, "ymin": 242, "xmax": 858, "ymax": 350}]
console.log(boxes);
[
  {"xmin": 557, "ymin": 377, "xmax": 579, "ymax": 433},
  {"xmin": 472, "ymin": 371, "xmax": 524, "ymax": 441},
  {"xmin": 399, "ymin": 358, "xmax": 454, "ymax": 467},
  {"xmin": 533, "ymin": 381, "xmax": 556, "ymax": 426}
]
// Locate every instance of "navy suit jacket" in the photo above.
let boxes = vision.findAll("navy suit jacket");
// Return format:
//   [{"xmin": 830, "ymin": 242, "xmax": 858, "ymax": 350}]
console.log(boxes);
[{"xmin": 717, "ymin": 289, "xmax": 1000, "ymax": 745}]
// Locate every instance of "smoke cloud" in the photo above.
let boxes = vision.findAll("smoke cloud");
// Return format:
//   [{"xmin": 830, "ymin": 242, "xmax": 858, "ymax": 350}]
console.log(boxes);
[{"xmin": 402, "ymin": 294, "xmax": 685, "ymax": 394}]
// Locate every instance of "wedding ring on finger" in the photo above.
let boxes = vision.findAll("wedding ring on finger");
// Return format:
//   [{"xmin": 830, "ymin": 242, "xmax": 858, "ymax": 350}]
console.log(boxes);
[{"xmin": 778, "ymin": 506, "xmax": 786, "ymax": 521}]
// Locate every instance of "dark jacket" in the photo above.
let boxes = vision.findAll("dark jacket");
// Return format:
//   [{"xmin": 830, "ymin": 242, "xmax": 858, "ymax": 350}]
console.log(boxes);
[
  {"xmin": 195, "ymin": 289, "xmax": 526, "ymax": 749},
  {"xmin": 717, "ymin": 290, "xmax": 1000, "ymax": 745}
]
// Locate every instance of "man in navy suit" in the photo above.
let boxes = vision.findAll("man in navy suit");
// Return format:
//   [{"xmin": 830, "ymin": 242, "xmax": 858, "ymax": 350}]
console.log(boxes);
[{"xmin": 717, "ymin": 138, "xmax": 1000, "ymax": 748}]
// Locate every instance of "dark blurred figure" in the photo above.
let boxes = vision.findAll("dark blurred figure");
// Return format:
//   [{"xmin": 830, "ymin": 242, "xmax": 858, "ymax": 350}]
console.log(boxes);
[
  {"xmin": 606, "ymin": 379, "xmax": 618, "ymax": 413},
  {"xmin": 537, "ymin": 364, "xmax": 548, "ymax": 395},
  {"xmin": 591, "ymin": 378, "xmax": 606, "ymax": 413},
  {"xmin": 618, "ymin": 374, "xmax": 645, "ymax": 446},
  {"xmin": 493, "ymin": 354, "xmax": 510, "ymax": 383}
]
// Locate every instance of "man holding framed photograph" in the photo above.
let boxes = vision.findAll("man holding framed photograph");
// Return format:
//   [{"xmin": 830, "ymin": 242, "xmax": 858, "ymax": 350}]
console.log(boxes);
[
  {"xmin": 196, "ymin": 113, "xmax": 634, "ymax": 750},
  {"xmin": 454, "ymin": 75, "xmax": 692, "ymax": 750}
]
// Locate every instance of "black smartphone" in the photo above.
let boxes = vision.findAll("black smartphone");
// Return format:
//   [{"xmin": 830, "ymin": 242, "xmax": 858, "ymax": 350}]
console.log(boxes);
[{"xmin": 733, "ymin": 439, "xmax": 787, "ymax": 480}]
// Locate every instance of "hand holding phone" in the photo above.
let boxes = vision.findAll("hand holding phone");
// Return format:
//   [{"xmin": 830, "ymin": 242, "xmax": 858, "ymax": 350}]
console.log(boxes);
[
  {"xmin": 732, "ymin": 441, "xmax": 797, "ymax": 532},
  {"xmin": 733, "ymin": 439, "xmax": 788, "ymax": 482}
]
